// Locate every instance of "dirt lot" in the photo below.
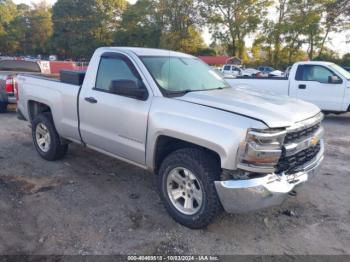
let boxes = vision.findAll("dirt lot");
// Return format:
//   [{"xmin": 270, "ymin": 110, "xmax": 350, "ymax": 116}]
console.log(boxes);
[{"xmin": 0, "ymin": 108, "xmax": 349, "ymax": 255}]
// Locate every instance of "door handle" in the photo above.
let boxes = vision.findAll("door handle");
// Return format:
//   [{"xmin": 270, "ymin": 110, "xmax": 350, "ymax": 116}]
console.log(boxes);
[
  {"xmin": 85, "ymin": 97, "xmax": 98, "ymax": 103},
  {"xmin": 298, "ymin": 84, "xmax": 306, "ymax": 89}
]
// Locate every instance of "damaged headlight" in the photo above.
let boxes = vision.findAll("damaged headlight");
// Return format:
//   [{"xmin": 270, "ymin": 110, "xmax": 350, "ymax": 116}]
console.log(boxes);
[{"xmin": 238, "ymin": 129, "xmax": 286, "ymax": 173}]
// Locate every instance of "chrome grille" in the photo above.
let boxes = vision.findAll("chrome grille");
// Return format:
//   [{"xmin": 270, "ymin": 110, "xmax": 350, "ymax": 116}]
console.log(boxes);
[
  {"xmin": 277, "ymin": 142, "xmax": 321, "ymax": 173},
  {"xmin": 277, "ymin": 113, "xmax": 323, "ymax": 173},
  {"xmin": 284, "ymin": 123, "xmax": 320, "ymax": 144}
]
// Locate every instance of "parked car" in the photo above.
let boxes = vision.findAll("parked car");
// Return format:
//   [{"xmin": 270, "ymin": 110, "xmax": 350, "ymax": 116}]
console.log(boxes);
[
  {"xmin": 226, "ymin": 61, "xmax": 350, "ymax": 113},
  {"xmin": 257, "ymin": 66, "xmax": 275, "ymax": 76},
  {"xmin": 17, "ymin": 47, "xmax": 324, "ymax": 228},
  {"xmin": 269, "ymin": 70, "xmax": 284, "ymax": 77},
  {"xmin": 222, "ymin": 64, "xmax": 260, "ymax": 77},
  {"xmin": 49, "ymin": 55, "xmax": 58, "ymax": 61},
  {"xmin": 0, "ymin": 59, "xmax": 51, "ymax": 113}
]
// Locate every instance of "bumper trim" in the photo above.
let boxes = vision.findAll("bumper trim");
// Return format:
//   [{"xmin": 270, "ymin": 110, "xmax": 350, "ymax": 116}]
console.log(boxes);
[{"xmin": 215, "ymin": 142, "xmax": 324, "ymax": 213}]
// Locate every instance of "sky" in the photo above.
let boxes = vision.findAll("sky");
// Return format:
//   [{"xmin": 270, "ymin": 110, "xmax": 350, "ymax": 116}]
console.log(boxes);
[{"xmin": 13, "ymin": 0, "xmax": 349, "ymax": 56}]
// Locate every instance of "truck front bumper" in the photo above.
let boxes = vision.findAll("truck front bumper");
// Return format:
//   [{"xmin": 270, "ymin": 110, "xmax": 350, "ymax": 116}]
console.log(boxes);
[{"xmin": 215, "ymin": 144, "xmax": 324, "ymax": 213}]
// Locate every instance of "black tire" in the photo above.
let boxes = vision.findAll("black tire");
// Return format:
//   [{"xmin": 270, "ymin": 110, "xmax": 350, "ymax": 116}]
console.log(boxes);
[
  {"xmin": 157, "ymin": 148, "xmax": 222, "ymax": 229},
  {"xmin": 0, "ymin": 102, "xmax": 7, "ymax": 113},
  {"xmin": 32, "ymin": 112, "xmax": 68, "ymax": 161}
]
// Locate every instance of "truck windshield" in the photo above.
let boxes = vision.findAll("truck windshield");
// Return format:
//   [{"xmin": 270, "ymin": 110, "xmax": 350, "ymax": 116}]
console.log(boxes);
[
  {"xmin": 140, "ymin": 56, "xmax": 229, "ymax": 96},
  {"xmin": 329, "ymin": 64, "xmax": 350, "ymax": 80}
]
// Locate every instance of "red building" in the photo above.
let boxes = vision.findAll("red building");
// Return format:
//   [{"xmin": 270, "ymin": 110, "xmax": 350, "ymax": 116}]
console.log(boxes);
[{"xmin": 198, "ymin": 56, "xmax": 241, "ymax": 66}]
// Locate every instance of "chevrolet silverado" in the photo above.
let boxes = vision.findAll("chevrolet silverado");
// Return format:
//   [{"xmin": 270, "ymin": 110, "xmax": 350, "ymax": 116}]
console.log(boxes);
[{"xmin": 16, "ymin": 47, "xmax": 324, "ymax": 228}]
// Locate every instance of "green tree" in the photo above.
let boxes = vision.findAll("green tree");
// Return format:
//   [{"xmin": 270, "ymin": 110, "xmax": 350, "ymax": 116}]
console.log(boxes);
[
  {"xmin": 52, "ymin": 0, "xmax": 127, "ymax": 59},
  {"xmin": 196, "ymin": 47, "xmax": 217, "ymax": 56},
  {"xmin": 161, "ymin": 25, "xmax": 205, "ymax": 53},
  {"xmin": 201, "ymin": 0, "xmax": 272, "ymax": 58},
  {"xmin": 159, "ymin": 0, "xmax": 205, "ymax": 53},
  {"xmin": 278, "ymin": 0, "xmax": 322, "ymax": 61},
  {"xmin": 2, "ymin": 1, "xmax": 52, "ymax": 56},
  {"xmin": 115, "ymin": 0, "xmax": 163, "ymax": 47},
  {"xmin": 29, "ymin": 1, "xmax": 53, "ymax": 55},
  {"xmin": 318, "ymin": 0, "xmax": 350, "ymax": 57},
  {"xmin": 314, "ymin": 46, "xmax": 339, "ymax": 62},
  {"xmin": 341, "ymin": 53, "xmax": 350, "ymax": 66},
  {"xmin": 4, "ymin": 3, "xmax": 31, "ymax": 55},
  {"xmin": 271, "ymin": 0, "xmax": 290, "ymax": 68},
  {"xmin": 115, "ymin": 0, "xmax": 205, "ymax": 54},
  {"xmin": 0, "ymin": 0, "xmax": 17, "ymax": 54}
]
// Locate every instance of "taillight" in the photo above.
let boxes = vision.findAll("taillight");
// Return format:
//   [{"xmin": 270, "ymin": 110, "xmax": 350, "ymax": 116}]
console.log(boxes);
[{"xmin": 5, "ymin": 76, "xmax": 14, "ymax": 93}]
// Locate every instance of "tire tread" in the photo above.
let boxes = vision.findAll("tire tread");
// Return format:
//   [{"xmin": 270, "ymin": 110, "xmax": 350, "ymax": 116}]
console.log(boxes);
[
  {"xmin": 32, "ymin": 112, "xmax": 68, "ymax": 161},
  {"xmin": 158, "ymin": 147, "xmax": 222, "ymax": 229}
]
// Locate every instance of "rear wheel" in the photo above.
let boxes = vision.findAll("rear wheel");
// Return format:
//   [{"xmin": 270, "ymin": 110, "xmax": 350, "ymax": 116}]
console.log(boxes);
[
  {"xmin": 32, "ymin": 113, "xmax": 68, "ymax": 161},
  {"xmin": 157, "ymin": 148, "xmax": 222, "ymax": 229},
  {"xmin": 0, "ymin": 102, "xmax": 7, "ymax": 113}
]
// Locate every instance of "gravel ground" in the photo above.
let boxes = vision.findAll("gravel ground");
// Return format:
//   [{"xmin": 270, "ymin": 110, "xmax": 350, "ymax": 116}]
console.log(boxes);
[{"xmin": 0, "ymin": 108, "xmax": 349, "ymax": 255}]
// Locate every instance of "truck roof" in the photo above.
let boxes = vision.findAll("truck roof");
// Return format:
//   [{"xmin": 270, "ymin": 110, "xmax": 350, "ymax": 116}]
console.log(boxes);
[
  {"xmin": 293, "ymin": 61, "xmax": 335, "ymax": 66},
  {"xmin": 96, "ymin": 47, "xmax": 194, "ymax": 58}
]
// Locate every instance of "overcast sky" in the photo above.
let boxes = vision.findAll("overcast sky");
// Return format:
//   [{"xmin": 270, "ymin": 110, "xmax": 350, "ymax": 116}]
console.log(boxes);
[{"xmin": 13, "ymin": 0, "xmax": 349, "ymax": 56}]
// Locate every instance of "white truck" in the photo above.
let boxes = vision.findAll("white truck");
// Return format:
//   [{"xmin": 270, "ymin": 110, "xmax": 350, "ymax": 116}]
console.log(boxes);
[
  {"xmin": 221, "ymin": 64, "xmax": 259, "ymax": 77},
  {"xmin": 226, "ymin": 61, "xmax": 350, "ymax": 113},
  {"xmin": 16, "ymin": 47, "xmax": 324, "ymax": 229}
]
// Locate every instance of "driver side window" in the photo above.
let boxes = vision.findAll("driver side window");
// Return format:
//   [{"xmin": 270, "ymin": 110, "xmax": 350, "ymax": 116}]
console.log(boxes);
[
  {"xmin": 95, "ymin": 56, "xmax": 139, "ymax": 91},
  {"xmin": 296, "ymin": 65, "xmax": 337, "ymax": 83}
]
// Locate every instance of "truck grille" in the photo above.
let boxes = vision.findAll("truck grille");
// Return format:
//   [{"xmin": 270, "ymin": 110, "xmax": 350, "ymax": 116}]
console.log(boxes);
[
  {"xmin": 277, "ymin": 142, "xmax": 321, "ymax": 173},
  {"xmin": 284, "ymin": 123, "xmax": 320, "ymax": 144}
]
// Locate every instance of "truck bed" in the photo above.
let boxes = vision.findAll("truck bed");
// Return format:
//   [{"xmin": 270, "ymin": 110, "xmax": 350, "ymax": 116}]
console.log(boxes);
[{"xmin": 17, "ymin": 74, "xmax": 82, "ymax": 143}]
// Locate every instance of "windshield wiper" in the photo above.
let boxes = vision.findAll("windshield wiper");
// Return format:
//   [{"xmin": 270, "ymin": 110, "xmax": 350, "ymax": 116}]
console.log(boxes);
[
  {"xmin": 164, "ymin": 87, "xmax": 227, "ymax": 97},
  {"xmin": 164, "ymin": 89, "xmax": 202, "ymax": 97}
]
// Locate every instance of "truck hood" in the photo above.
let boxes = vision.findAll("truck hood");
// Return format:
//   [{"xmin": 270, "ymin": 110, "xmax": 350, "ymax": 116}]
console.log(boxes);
[{"xmin": 175, "ymin": 87, "xmax": 321, "ymax": 128}]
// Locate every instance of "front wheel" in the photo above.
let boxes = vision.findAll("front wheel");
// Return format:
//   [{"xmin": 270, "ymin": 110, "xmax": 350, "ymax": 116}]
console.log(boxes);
[
  {"xmin": 32, "ymin": 113, "xmax": 68, "ymax": 161},
  {"xmin": 157, "ymin": 148, "xmax": 222, "ymax": 229}
]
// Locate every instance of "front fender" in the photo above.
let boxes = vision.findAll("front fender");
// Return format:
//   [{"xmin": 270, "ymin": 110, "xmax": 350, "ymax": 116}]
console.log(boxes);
[{"xmin": 146, "ymin": 97, "xmax": 266, "ymax": 171}]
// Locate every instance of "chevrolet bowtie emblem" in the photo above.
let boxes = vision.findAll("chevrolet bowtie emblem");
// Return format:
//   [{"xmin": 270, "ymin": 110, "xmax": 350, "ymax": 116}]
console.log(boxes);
[{"xmin": 310, "ymin": 137, "xmax": 319, "ymax": 146}]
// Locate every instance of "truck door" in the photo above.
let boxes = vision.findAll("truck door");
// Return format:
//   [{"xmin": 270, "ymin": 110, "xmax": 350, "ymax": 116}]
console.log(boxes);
[
  {"xmin": 231, "ymin": 66, "xmax": 241, "ymax": 77},
  {"xmin": 290, "ymin": 64, "xmax": 345, "ymax": 111},
  {"xmin": 78, "ymin": 52, "xmax": 152, "ymax": 165},
  {"xmin": 222, "ymin": 65, "xmax": 232, "ymax": 76}
]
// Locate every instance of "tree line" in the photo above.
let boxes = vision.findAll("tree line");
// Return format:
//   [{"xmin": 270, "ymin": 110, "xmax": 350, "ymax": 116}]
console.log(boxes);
[{"xmin": 0, "ymin": 0, "xmax": 349, "ymax": 68}]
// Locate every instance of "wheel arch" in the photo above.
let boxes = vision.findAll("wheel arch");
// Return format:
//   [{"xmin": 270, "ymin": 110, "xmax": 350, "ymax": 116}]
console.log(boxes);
[
  {"xmin": 152, "ymin": 135, "xmax": 222, "ymax": 175},
  {"xmin": 28, "ymin": 100, "xmax": 52, "ymax": 122}
]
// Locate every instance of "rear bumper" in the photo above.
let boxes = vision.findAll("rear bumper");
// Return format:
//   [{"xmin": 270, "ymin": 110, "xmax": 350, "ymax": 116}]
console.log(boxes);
[
  {"xmin": 0, "ymin": 93, "xmax": 16, "ymax": 104},
  {"xmin": 215, "ymin": 141, "xmax": 324, "ymax": 213},
  {"xmin": 7, "ymin": 95, "xmax": 16, "ymax": 104}
]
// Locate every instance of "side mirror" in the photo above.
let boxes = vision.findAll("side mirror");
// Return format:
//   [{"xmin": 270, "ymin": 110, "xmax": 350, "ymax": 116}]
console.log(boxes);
[
  {"xmin": 328, "ymin": 75, "xmax": 342, "ymax": 84},
  {"xmin": 110, "ymin": 80, "xmax": 148, "ymax": 100}
]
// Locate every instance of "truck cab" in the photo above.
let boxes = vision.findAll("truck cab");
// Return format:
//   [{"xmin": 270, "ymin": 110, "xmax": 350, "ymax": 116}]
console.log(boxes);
[
  {"xmin": 289, "ymin": 61, "xmax": 350, "ymax": 112},
  {"xmin": 222, "ymin": 64, "xmax": 242, "ymax": 77}
]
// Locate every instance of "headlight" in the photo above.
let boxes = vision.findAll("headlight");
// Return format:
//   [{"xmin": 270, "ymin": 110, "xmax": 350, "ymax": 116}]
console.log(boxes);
[{"xmin": 238, "ymin": 129, "xmax": 286, "ymax": 172}]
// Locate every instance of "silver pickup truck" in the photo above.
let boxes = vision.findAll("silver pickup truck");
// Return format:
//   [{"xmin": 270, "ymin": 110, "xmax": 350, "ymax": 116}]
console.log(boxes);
[{"xmin": 16, "ymin": 47, "xmax": 324, "ymax": 229}]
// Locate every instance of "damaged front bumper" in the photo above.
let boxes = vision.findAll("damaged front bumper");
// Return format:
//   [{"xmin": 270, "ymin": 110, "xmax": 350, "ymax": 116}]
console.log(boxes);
[{"xmin": 215, "ymin": 141, "xmax": 324, "ymax": 214}]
